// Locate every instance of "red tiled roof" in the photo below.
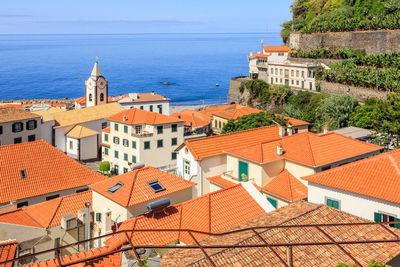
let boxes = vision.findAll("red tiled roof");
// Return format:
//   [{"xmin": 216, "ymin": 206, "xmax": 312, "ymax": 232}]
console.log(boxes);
[
  {"xmin": 112, "ymin": 92, "xmax": 170, "ymax": 103},
  {"xmin": 89, "ymin": 167, "xmax": 196, "ymax": 207},
  {"xmin": 101, "ymin": 127, "xmax": 110, "ymax": 133},
  {"xmin": 107, "ymin": 107, "xmax": 182, "ymax": 125},
  {"xmin": 0, "ymin": 191, "xmax": 92, "ymax": 228},
  {"xmin": 74, "ymin": 96, "xmax": 114, "ymax": 104},
  {"xmin": 0, "ymin": 107, "xmax": 40, "ymax": 123},
  {"xmin": 262, "ymin": 169, "xmax": 307, "ymax": 202},
  {"xmin": 0, "ymin": 140, "xmax": 105, "ymax": 204},
  {"xmin": 170, "ymin": 109, "xmax": 210, "ymax": 128},
  {"xmin": 207, "ymin": 175, "xmax": 237, "ymax": 188},
  {"xmin": 0, "ymin": 240, "xmax": 18, "ymax": 267},
  {"xmin": 303, "ymin": 149, "xmax": 400, "ymax": 204},
  {"xmin": 225, "ymin": 132, "xmax": 382, "ymax": 167},
  {"xmin": 162, "ymin": 201, "xmax": 400, "ymax": 266},
  {"xmin": 263, "ymin": 45, "xmax": 290, "ymax": 52},
  {"xmin": 248, "ymin": 53, "xmax": 270, "ymax": 59},
  {"xmin": 175, "ymin": 125, "xmax": 281, "ymax": 161}
]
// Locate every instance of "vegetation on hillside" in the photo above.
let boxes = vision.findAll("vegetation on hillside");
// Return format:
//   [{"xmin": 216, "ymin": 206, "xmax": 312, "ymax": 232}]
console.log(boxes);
[
  {"xmin": 290, "ymin": 48, "xmax": 365, "ymax": 59},
  {"xmin": 221, "ymin": 112, "xmax": 288, "ymax": 134},
  {"xmin": 281, "ymin": 0, "xmax": 400, "ymax": 41}
]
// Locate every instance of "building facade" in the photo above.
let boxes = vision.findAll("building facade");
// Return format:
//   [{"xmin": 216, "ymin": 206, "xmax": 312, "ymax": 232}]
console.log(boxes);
[{"xmin": 112, "ymin": 92, "xmax": 170, "ymax": 115}]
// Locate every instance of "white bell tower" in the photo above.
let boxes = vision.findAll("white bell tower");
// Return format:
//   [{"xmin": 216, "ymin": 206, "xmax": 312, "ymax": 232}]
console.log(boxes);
[{"xmin": 85, "ymin": 60, "xmax": 108, "ymax": 108}]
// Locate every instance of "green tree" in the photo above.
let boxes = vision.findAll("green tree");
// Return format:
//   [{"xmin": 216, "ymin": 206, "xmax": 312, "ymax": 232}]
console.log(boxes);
[
  {"xmin": 221, "ymin": 112, "xmax": 289, "ymax": 134},
  {"xmin": 350, "ymin": 98, "xmax": 378, "ymax": 129},
  {"xmin": 99, "ymin": 161, "xmax": 111, "ymax": 173},
  {"xmin": 317, "ymin": 94, "xmax": 359, "ymax": 131}
]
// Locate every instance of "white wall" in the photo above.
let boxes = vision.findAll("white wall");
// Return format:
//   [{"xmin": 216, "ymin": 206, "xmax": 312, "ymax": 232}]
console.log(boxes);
[
  {"xmin": 200, "ymin": 155, "xmax": 227, "ymax": 195},
  {"xmin": 80, "ymin": 135, "xmax": 99, "ymax": 160},
  {"xmin": 308, "ymin": 182, "xmax": 400, "ymax": 221},
  {"xmin": 66, "ymin": 137, "xmax": 79, "ymax": 159},
  {"xmin": 41, "ymin": 120, "xmax": 54, "ymax": 145},
  {"xmin": 119, "ymin": 101, "xmax": 170, "ymax": 115}
]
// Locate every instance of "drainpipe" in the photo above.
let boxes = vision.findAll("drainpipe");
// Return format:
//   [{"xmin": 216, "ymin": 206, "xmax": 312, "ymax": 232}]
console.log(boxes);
[{"xmin": 84, "ymin": 202, "xmax": 91, "ymax": 251}]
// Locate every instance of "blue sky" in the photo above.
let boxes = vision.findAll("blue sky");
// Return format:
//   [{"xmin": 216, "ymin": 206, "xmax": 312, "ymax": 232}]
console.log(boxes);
[{"xmin": 0, "ymin": 0, "xmax": 293, "ymax": 34}]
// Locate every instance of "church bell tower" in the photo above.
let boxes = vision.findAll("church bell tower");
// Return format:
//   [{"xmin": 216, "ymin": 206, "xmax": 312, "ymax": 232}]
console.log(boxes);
[{"xmin": 85, "ymin": 61, "xmax": 108, "ymax": 108}]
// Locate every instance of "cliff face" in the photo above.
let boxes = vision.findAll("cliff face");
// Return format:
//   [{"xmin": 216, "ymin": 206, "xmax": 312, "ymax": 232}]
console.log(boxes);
[{"xmin": 289, "ymin": 30, "xmax": 400, "ymax": 55}]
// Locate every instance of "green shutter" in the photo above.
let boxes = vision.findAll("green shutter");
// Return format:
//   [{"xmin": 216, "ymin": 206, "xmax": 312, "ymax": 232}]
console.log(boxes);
[
  {"xmin": 96, "ymin": 213, "xmax": 101, "ymax": 222},
  {"xmin": 374, "ymin": 212, "xmax": 382, "ymax": 222},
  {"xmin": 104, "ymin": 134, "xmax": 108, "ymax": 142},
  {"xmin": 326, "ymin": 198, "xmax": 339, "ymax": 209},
  {"xmin": 132, "ymin": 155, "xmax": 136, "ymax": 163},
  {"xmin": 124, "ymin": 153, "xmax": 128, "ymax": 161},
  {"xmin": 267, "ymin": 197, "xmax": 277, "ymax": 208},
  {"xmin": 132, "ymin": 141, "xmax": 136, "ymax": 149},
  {"xmin": 124, "ymin": 125, "xmax": 128, "ymax": 133},
  {"xmin": 238, "ymin": 161, "xmax": 249, "ymax": 182},
  {"xmin": 394, "ymin": 217, "xmax": 400, "ymax": 229}
]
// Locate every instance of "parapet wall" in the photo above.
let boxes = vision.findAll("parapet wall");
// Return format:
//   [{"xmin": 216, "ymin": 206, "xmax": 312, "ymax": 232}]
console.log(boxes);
[
  {"xmin": 289, "ymin": 30, "xmax": 400, "ymax": 55},
  {"xmin": 319, "ymin": 81, "xmax": 387, "ymax": 102}
]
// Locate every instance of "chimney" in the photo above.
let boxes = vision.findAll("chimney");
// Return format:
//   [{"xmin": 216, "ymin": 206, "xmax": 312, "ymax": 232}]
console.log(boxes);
[
  {"xmin": 249, "ymin": 52, "xmax": 253, "ymax": 56},
  {"xmin": 152, "ymin": 91, "xmax": 155, "ymax": 95},
  {"xmin": 123, "ymin": 115, "xmax": 127, "ymax": 122},
  {"xmin": 287, "ymin": 125, "xmax": 293, "ymax": 136},
  {"xmin": 277, "ymin": 143, "xmax": 283, "ymax": 156},
  {"xmin": 278, "ymin": 125, "xmax": 285, "ymax": 137},
  {"xmin": 323, "ymin": 125, "xmax": 329, "ymax": 134}
]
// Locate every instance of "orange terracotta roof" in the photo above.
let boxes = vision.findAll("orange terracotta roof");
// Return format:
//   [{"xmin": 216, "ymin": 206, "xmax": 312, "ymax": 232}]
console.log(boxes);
[
  {"xmin": 0, "ymin": 140, "xmax": 105, "ymax": 204},
  {"xmin": 170, "ymin": 109, "xmax": 210, "ymax": 128},
  {"xmin": 74, "ymin": 96, "xmax": 114, "ymax": 104},
  {"xmin": 248, "ymin": 53, "xmax": 270, "ymax": 59},
  {"xmin": 66, "ymin": 125, "xmax": 99, "ymax": 139},
  {"xmin": 0, "ymin": 240, "xmax": 18, "ymax": 267},
  {"xmin": 176, "ymin": 125, "xmax": 281, "ymax": 160},
  {"xmin": 303, "ymin": 149, "xmax": 400, "ymax": 204},
  {"xmin": 263, "ymin": 45, "xmax": 290, "ymax": 52},
  {"xmin": 225, "ymin": 132, "xmax": 382, "ymax": 167},
  {"xmin": 212, "ymin": 106, "xmax": 262, "ymax": 120},
  {"xmin": 0, "ymin": 191, "xmax": 92, "ymax": 228},
  {"xmin": 112, "ymin": 92, "xmax": 170, "ymax": 103},
  {"xmin": 0, "ymin": 107, "xmax": 40, "ymax": 123},
  {"xmin": 101, "ymin": 127, "xmax": 110, "ymax": 133},
  {"xmin": 207, "ymin": 175, "xmax": 238, "ymax": 188},
  {"xmin": 262, "ymin": 169, "xmax": 307, "ymax": 202},
  {"xmin": 89, "ymin": 167, "xmax": 196, "ymax": 207},
  {"xmin": 0, "ymin": 103, "xmax": 66, "ymax": 108},
  {"xmin": 108, "ymin": 107, "xmax": 182, "ymax": 125}
]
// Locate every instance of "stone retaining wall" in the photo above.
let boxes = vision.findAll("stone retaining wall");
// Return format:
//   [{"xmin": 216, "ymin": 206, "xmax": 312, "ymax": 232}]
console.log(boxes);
[{"xmin": 319, "ymin": 81, "xmax": 387, "ymax": 102}]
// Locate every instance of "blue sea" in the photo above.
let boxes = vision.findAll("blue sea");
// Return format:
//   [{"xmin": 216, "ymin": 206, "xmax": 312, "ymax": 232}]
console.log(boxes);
[{"xmin": 0, "ymin": 33, "xmax": 282, "ymax": 105}]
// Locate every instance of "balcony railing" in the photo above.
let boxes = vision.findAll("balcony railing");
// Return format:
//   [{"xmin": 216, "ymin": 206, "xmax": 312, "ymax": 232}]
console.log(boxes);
[{"xmin": 131, "ymin": 132, "xmax": 153, "ymax": 138}]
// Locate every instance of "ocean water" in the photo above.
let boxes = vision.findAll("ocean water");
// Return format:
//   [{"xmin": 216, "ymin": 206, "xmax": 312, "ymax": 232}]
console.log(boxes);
[{"xmin": 0, "ymin": 33, "xmax": 282, "ymax": 105}]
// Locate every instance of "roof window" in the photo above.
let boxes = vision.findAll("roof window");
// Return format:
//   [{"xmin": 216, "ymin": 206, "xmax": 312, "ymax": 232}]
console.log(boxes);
[
  {"xmin": 108, "ymin": 182, "xmax": 124, "ymax": 193},
  {"xmin": 148, "ymin": 180, "xmax": 165, "ymax": 193},
  {"xmin": 20, "ymin": 169, "xmax": 27, "ymax": 179}
]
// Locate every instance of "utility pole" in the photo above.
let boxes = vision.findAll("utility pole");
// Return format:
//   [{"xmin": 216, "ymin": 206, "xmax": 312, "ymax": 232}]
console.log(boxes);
[{"xmin": 84, "ymin": 202, "xmax": 91, "ymax": 251}]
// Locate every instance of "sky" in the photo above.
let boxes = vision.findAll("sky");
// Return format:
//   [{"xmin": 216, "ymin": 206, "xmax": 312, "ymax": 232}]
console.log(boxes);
[{"xmin": 0, "ymin": 0, "xmax": 293, "ymax": 34}]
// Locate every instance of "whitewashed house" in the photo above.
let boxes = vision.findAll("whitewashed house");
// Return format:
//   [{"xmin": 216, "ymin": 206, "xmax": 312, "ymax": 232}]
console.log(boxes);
[{"xmin": 112, "ymin": 92, "xmax": 170, "ymax": 115}]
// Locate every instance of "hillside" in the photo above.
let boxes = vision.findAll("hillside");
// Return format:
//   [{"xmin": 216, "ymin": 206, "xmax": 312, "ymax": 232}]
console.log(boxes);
[{"xmin": 281, "ymin": 0, "xmax": 400, "ymax": 42}]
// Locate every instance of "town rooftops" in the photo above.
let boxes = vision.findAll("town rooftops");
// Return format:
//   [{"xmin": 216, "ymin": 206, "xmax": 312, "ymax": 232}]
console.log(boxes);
[
  {"xmin": 112, "ymin": 92, "xmax": 170, "ymax": 103},
  {"xmin": 89, "ymin": 166, "xmax": 196, "ymax": 207},
  {"xmin": 0, "ymin": 107, "xmax": 40, "ymax": 123},
  {"xmin": 303, "ymin": 149, "xmax": 400, "ymax": 204},
  {"xmin": 263, "ymin": 45, "xmax": 290, "ymax": 53},
  {"xmin": 107, "ymin": 107, "xmax": 182, "ymax": 125},
  {"xmin": 31, "ymin": 108, "xmax": 66, "ymax": 122},
  {"xmin": 248, "ymin": 53, "xmax": 270, "ymax": 59},
  {"xmin": 170, "ymin": 109, "xmax": 210, "ymax": 128},
  {"xmin": 66, "ymin": 125, "xmax": 99, "ymax": 139},
  {"xmin": 224, "ymin": 132, "xmax": 382, "ymax": 167},
  {"xmin": 0, "ymin": 240, "xmax": 18, "ymax": 267},
  {"xmin": 0, "ymin": 103, "xmax": 66, "ymax": 109},
  {"xmin": 0, "ymin": 191, "xmax": 92, "ymax": 228},
  {"xmin": 207, "ymin": 175, "xmax": 237, "ymax": 188},
  {"xmin": 0, "ymin": 140, "xmax": 105, "ymax": 204},
  {"xmin": 162, "ymin": 201, "xmax": 400, "ymax": 266},
  {"xmin": 52, "ymin": 102, "xmax": 123, "ymax": 128},
  {"xmin": 261, "ymin": 169, "xmax": 307, "ymax": 202}
]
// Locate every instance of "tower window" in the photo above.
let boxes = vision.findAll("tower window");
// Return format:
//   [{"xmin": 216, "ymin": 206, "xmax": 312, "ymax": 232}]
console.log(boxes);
[
  {"xmin": 89, "ymin": 94, "xmax": 93, "ymax": 101},
  {"xmin": 100, "ymin": 93, "xmax": 104, "ymax": 101}
]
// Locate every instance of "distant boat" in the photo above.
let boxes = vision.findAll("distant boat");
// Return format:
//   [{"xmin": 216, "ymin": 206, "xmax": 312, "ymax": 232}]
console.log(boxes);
[
  {"xmin": 216, "ymin": 83, "xmax": 220, "ymax": 87},
  {"xmin": 163, "ymin": 81, "xmax": 171, "ymax": 85}
]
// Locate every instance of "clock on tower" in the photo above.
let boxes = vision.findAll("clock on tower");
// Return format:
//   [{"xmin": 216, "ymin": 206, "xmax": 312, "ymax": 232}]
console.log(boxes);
[{"xmin": 85, "ymin": 60, "xmax": 109, "ymax": 108}]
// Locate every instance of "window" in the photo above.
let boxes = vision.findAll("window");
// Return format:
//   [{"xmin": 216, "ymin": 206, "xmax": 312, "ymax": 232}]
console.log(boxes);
[
  {"xmin": 14, "ymin": 137, "xmax": 22, "ymax": 144},
  {"xmin": 76, "ymin": 188, "xmax": 88, "ymax": 193},
  {"xmin": 280, "ymin": 78, "xmax": 282, "ymax": 83},
  {"xmin": 28, "ymin": 135, "xmax": 35, "ymax": 142},
  {"xmin": 12, "ymin": 122, "xmax": 23, "ymax": 133},
  {"xmin": 123, "ymin": 167, "xmax": 128, "ymax": 173},
  {"xmin": 214, "ymin": 120, "xmax": 217, "ymax": 127},
  {"xmin": 296, "ymin": 70, "xmax": 299, "ymax": 77},
  {"xmin": 104, "ymin": 134, "xmax": 109, "ymax": 142},
  {"xmin": 26, "ymin": 120, "xmax": 37, "ymax": 130},
  {"xmin": 104, "ymin": 147, "xmax": 109, "ymax": 155},
  {"xmin": 114, "ymin": 123, "xmax": 119, "ymax": 131},
  {"xmin": 218, "ymin": 121, "xmax": 221, "ymax": 128},
  {"xmin": 267, "ymin": 197, "xmax": 277, "ymax": 208},
  {"xmin": 0, "ymin": 126, "xmax": 2, "ymax": 134},
  {"xmin": 148, "ymin": 180, "xmax": 166, "ymax": 193},
  {"xmin": 158, "ymin": 104, "xmax": 162, "ymax": 114},
  {"xmin": 140, "ymin": 106, "xmax": 144, "ymax": 110},
  {"xmin": 124, "ymin": 153, "xmax": 128, "ymax": 161},
  {"xmin": 89, "ymin": 94, "xmax": 93, "ymax": 101},
  {"xmin": 171, "ymin": 124, "xmax": 177, "ymax": 132},
  {"xmin": 108, "ymin": 182, "xmax": 123, "ymax": 193},
  {"xmin": 275, "ymin": 78, "xmax": 278, "ymax": 82},
  {"xmin": 278, "ymin": 52, "xmax": 284, "ymax": 56},
  {"xmin": 135, "ymin": 126, "xmax": 142, "ymax": 135},
  {"xmin": 101, "ymin": 122, "xmax": 107, "ymax": 129},
  {"xmin": 20, "ymin": 169, "xmax": 27, "ymax": 179},
  {"xmin": 291, "ymin": 70, "xmax": 294, "ymax": 77},
  {"xmin": 301, "ymin": 71, "xmax": 305, "ymax": 78},
  {"xmin": 114, "ymin": 165, "xmax": 119, "ymax": 174},
  {"xmin": 17, "ymin": 201, "xmax": 28, "ymax": 208},
  {"xmin": 144, "ymin": 141, "xmax": 150, "ymax": 149},
  {"xmin": 171, "ymin": 152, "xmax": 177, "ymax": 160},
  {"xmin": 150, "ymin": 105, "xmax": 153, "ymax": 112},
  {"xmin": 184, "ymin": 160, "xmax": 190, "ymax": 174},
  {"xmin": 100, "ymin": 93, "xmax": 104, "ymax": 101},
  {"xmin": 294, "ymin": 128, "xmax": 299, "ymax": 134},
  {"xmin": 171, "ymin": 137, "xmax": 177, "ymax": 146},
  {"xmin": 114, "ymin": 150, "xmax": 119, "ymax": 159},
  {"xmin": 96, "ymin": 213, "xmax": 102, "ymax": 222},
  {"xmin": 123, "ymin": 139, "xmax": 129, "ymax": 147},
  {"xmin": 326, "ymin": 198, "xmax": 340, "ymax": 209},
  {"xmin": 132, "ymin": 155, "xmax": 137, "ymax": 163},
  {"xmin": 238, "ymin": 161, "xmax": 249, "ymax": 182},
  {"xmin": 310, "ymin": 82, "xmax": 313, "ymax": 90},
  {"xmin": 113, "ymin": 136, "xmax": 120, "ymax": 144},
  {"xmin": 375, "ymin": 212, "xmax": 400, "ymax": 228},
  {"xmin": 46, "ymin": 194, "xmax": 60, "ymax": 201},
  {"xmin": 271, "ymin": 78, "xmax": 273, "ymax": 84},
  {"xmin": 132, "ymin": 140, "xmax": 136, "ymax": 149},
  {"xmin": 291, "ymin": 80, "xmax": 294, "ymax": 85},
  {"xmin": 271, "ymin": 68, "xmax": 273, "ymax": 74},
  {"xmin": 296, "ymin": 80, "xmax": 299, "ymax": 86},
  {"xmin": 124, "ymin": 125, "xmax": 128, "ymax": 133},
  {"xmin": 285, "ymin": 69, "xmax": 289, "ymax": 76},
  {"xmin": 157, "ymin": 126, "xmax": 163, "ymax": 134},
  {"xmin": 157, "ymin": 139, "xmax": 163, "ymax": 148},
  {"xmin": 302, "ymin": 81, "xmax": 304, "ymax": 88}
]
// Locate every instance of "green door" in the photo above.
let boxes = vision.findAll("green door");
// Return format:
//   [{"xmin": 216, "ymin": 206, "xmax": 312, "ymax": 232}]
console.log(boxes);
[
  {"xmin": 238, "ymin": 161, "xmax": 249, "ymax": 182},
  {"xmin": 374, "ymin": 212, "xmax": 382, "ymax": 222},
  {"xmin": 267, "ymin": 197, "xmax": 277, "ymax": 208}
]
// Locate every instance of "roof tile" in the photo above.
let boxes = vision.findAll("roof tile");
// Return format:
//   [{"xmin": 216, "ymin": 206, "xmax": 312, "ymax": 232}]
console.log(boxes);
[{"xmin": 107, "ymin": 107, "xmax": 182, "ymax": 125}]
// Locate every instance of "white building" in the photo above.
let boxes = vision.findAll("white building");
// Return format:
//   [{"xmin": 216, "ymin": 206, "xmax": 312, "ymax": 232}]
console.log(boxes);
[
  {"xmin": 304, "ymin": 149, "xmax": 400, "ymax": 228},
  {"xmin": 65, "ymin": 125, "xmax": 99, "ymax": 161},
  {"xmin": 112, "ymin": 92, "xmax": 170, "ymax": 115},
  {"xmin": 101, "ymin": 107, "xmax": 184, "ymax": 175}
]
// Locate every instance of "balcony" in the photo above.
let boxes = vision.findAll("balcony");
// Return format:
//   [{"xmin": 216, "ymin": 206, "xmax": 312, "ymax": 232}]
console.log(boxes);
[
  {"xmin": 131, "ymin": 132, "xmax": 153, "ymax": 138},
  {"xmin": 256, "ymin": 62, "xmax": 267, "ymax": 68}
]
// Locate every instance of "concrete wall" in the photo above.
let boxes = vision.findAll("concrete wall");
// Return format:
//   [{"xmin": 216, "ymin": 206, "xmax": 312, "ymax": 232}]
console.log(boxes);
[
  {"xmin": 66, "ymin": 137, "xmax": 79, "ymax": 159},
  {"xmin": 289, "ymin": 30, "xmax": 400, "ymax": 55},
  {"xmin": 80, "ymin": 135, "xmax": 98, "ymax": 160},
  {"xmin": 308, "ymin": 182, "xmax": 400, "ymax": 222},
  {"xmin": 92, "ymin": 191, "xmax": 129, "ymax": 222},
  {"xmin": 200, "ymin": 155, "xmax": 227, "ymax": 195},
  {"xmin": 319, "ymin": 81, "xmax": 387, "ymax": 103},
  {"xmin": 0, "ymin": 117, "xmax": 41, "ymax": 146},
  {"xmin": 119, "ymin": 101, "xmax": 170, "ymax": 115},
  {"xmin": 41, "ymin": 120, "xmax": 55, "ymax": 145}
]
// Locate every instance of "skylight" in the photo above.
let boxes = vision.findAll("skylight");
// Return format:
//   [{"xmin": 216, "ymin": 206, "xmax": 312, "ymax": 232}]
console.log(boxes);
[
  {"xmin": 20, "ymin": 169, "xmax": 27, "ymax": 179},
  {"xmin": 108, "ymin": 182, "xmax": 124, "ymax": 193},
  {"xmin": 148, "ymin": 181, "xmax": 165, "ymax": 193}
]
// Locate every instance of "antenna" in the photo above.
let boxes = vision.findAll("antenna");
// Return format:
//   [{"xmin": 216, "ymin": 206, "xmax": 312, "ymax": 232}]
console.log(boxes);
[{"xmin": 95, "ymin": 56, "xmax": 99, "ymax": 62}]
